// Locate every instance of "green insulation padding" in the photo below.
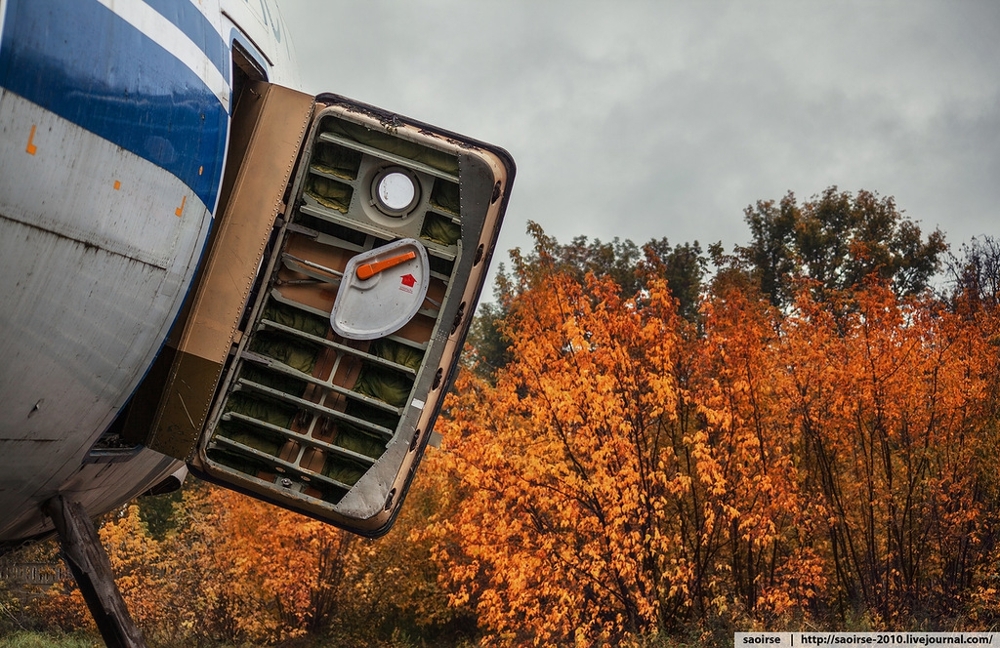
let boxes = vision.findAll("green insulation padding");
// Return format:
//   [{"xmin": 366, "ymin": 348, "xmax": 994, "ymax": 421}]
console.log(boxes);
[
  {"xmin": 321, "ymin": 117, "xmax": 459, "ymax": 176},
  {"xmin": 225, "ymin": 393, "xmax": 296, "ymax": 429},
  {"xmin": 335, "ymin": 425, "xmax": 386, "ymax": 459},
  {"xmin": 306, "ymin": 175, "xmax": 353, "ymax": 213},
  {"xmin": 249, "ymin": 332, "xmax": 319, "ymax": 374},
  {"xmin": 353, "ymin": 365, "xmax": 413, "ymax": 407},
  {"xmin": 323, "ymin": 459, "xmax": 366, "ymax": 486},
  {"xmin": 262, "ymin": 302, "xmax": 329, "ymax": 338},
  {"xmin": 369, "ymin": 339, "xmax": 423, "ymax": 372},
  {"xmin": 215, "ymin": 421, "xmax": 282, "ymax": 456},
  {"xmin": 430, "ymin": 179, "xmax": 460, "ymax": 216},
  {"xmin": 421, "ymin": 213, "xmax": 461, "ymax": 247},
  {"xmin": 311, "ymin": 142, "xmax": 362, "ymax": 180}
]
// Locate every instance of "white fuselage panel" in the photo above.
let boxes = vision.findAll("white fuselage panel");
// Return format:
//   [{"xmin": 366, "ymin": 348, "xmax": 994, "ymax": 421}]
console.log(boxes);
[
  {"xmin": 0, "ymin": 92, "xmax": 212, "ymax": 540},
  {"xmin": 0, "ymin": 0, "xmax": 299, "ymax": 545}
]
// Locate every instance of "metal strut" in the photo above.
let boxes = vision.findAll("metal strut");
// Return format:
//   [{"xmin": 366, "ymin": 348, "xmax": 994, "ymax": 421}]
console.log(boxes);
[{"xmin": 43, "ymin": 496, "xmax": 147, "ymax": 648}]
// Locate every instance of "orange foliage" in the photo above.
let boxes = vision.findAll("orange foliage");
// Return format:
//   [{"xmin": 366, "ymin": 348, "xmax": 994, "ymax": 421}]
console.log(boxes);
[
  {"xmin": 159, "ymin": 483, "xmax": 360, "ymax": 643},
  {"xmin": 27, "ymin": 245, "xmax": 1000, "ymax": 646},
  {"xmin": 427, "ymin": 263, "xmax": 1000, "ymax": 644},
  {"xmin": 781, "ymin": 285, "xmax": 1000, "ymax": 624},
  {"xmin": 31, "ymin": 475, "xmax": 460, "ymax": 645},
  {"xmin": 431, "ymin": 273, "xmax": 697, "ymax": 645},
  {"xmin": 29, "ymin": 504, "xmax": 166, "ymax": 634}
]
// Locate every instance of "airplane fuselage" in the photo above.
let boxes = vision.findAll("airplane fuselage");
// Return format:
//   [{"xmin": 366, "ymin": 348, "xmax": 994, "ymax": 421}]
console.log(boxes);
[{"xmin": 0, "ymin": 0, "xmax": 296, "ymax": 544}]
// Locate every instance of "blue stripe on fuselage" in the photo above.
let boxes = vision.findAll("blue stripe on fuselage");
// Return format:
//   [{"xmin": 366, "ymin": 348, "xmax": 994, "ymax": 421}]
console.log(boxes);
[
  {"xmin": 142, "ymin": 0, "xmax": 229, "ymax": 82},
  {"xmin": 0, "ymin": 0, "xmax": 228, "ymax": 210}
]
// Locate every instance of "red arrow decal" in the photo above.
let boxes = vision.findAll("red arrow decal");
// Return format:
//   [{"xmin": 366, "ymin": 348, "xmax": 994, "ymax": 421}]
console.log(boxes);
[{"xmin": 400, "ymin": 274, "xmax": 417, "ymax": 287}]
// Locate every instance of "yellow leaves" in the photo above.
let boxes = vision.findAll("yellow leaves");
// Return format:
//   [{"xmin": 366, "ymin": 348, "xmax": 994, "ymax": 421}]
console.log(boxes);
[
  {"xmin": 427, "ymin": 280, "xmax": 685, "ymax": 644},
  {"xmin": 428, "ymin": 256, "xmax": 1000, "ymax": 641},
  {"xmin": 34, "ymin": 251, "xmax": 1000, "ymax": 643}
]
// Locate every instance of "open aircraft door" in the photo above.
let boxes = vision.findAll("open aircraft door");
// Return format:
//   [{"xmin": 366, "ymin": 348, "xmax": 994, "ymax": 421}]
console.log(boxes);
[{"xmin": 134, "ymin": 82, "xmax": 514, "ymax": 537}]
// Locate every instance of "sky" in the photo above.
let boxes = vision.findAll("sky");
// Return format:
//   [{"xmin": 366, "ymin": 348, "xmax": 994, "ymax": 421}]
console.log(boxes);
[{"xmin": 278, "ymin": 1, "xmax": 1000, "ymax": 291}]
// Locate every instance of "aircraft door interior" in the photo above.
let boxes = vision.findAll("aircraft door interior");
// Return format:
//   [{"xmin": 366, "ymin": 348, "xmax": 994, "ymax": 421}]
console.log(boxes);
[{"xmin": 132, "ymin": 81, "xmax": 514, "ymax": 538}]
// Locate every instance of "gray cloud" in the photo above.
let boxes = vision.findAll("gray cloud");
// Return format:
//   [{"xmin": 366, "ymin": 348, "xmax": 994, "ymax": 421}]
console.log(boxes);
[{"xmin": 280, "ymin": 0, "xmax": 1000, "ymax": 275}]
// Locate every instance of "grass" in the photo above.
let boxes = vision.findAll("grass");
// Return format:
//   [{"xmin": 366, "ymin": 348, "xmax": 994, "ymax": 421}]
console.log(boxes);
[{"xmin": 0, "ymin": 632, "xmax": 101, "ymax": 648}]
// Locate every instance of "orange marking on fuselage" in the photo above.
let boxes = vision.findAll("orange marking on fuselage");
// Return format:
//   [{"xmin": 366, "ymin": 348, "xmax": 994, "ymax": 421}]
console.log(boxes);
[
  {"xmin": 113, "ymin": 180, "xmax": 122, "ymax": 190},
  {"xmin": 26, "ymin": 125, "xmax": 38, "ymax": 155},
  {"xmin": 175, "ymin": 195, "xmax": 186, "ymax": 217}
]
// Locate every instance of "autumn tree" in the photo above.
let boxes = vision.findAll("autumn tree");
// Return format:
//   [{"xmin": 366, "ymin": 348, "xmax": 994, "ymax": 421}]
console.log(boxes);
[
  {"xmin": 429, "ymin": 229, "xmax": 811, "ymax": 644},
  {"xmin": 688, "ymin": 280, "xmax": 826, "ymax": 622},
  {"xmin": 432, "ymin": 270, "xmax": 693, "ymax": 645},
  {"xmin": 467, "ymin": 221, "xmax": 707, "ymax": 382},
  {"xmin": 946, "ymin": 235, "xmax": 1000, "ymax": 313},
  {"xmin": 31, "ymin": 485, "xmax": 366, "ymax": 644},
  {"xmin": 30, "ymin": 504, "xmax": 171, "ymax": 639},
  {"xmin": 781, "ymin": 282, "xmax": 1000, "ymax": 623},
  {"xmin": 732, "ymin": 187, "xmax": 946, "ymax": 308},
  {"xmin": 168, "ymin": 475, "xmax": 464, "ymax": 645},
  {"xmin": 430, "ymin": 220, "xmax": 1000, "ymax": 642},
  {"xmin": 153, "ymin": 482, "xmax": 364, "ymax": 644}
]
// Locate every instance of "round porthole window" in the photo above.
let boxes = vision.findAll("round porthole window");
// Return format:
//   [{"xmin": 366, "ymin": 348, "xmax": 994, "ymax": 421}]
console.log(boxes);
[{"xmin": 371, "ymin": 167, "xmax": 420, "ymax": 217}]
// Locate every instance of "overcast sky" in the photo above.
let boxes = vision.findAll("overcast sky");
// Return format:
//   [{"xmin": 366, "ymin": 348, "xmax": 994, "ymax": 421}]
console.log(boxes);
[{"xmin": 279, "ymin": 1, "xmax": 999, "ymax": 289}]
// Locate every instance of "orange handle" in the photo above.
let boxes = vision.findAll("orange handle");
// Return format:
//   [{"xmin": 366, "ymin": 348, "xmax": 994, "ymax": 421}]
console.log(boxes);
[{"xmin": 356, "ymin": 250, "xmax": 416, "ymax": 280}]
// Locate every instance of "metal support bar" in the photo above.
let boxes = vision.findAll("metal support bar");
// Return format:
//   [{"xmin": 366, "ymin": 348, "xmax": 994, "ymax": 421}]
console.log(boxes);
[{"xmin": 43, "ymin": 496, "xmax": 146, "ymax": 648}]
